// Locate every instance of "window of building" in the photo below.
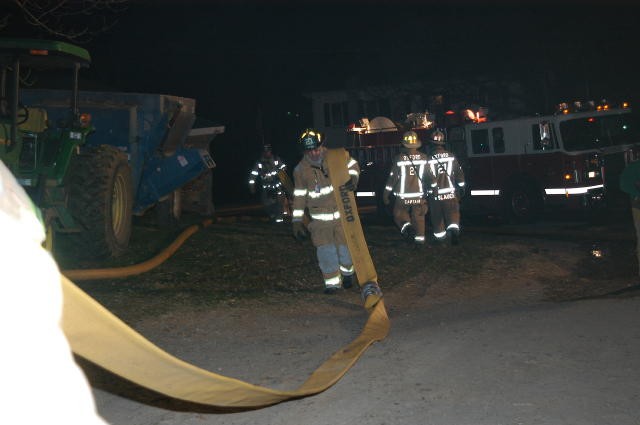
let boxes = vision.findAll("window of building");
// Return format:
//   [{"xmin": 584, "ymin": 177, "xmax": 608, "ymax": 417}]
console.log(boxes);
[
  {"xmin": 331, "ymin": 103, "xmax": 346, "ymax": 126},
  {"xmin": 357, "ymin": 98, "xmax": 391, "ymax": 120},
  {"xmin": 492, "ymin": 127, "xmax": 505, "ymax": 153},
  {"xmin": 324, "ymin": 102, "xmax": 349, "ymax": 128},
  {"xmin": 471, "ymin": 129, "xmax": 490, "ymax": 154},
  {"xmin": 324, "ymin": 103, "xmax": 331, "ymax": 127}
]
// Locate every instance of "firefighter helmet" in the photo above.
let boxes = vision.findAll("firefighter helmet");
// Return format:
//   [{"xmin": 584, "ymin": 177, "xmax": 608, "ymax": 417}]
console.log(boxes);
[
  {"xmin": 402, "ymin": 131, "xmax": 421, "ymax": 149},
  {"xmin": 263, "ymin": 144, "xmax": 272, "ymax": 152},
  {"xmin": 430, "ymin": 130, "xmax": 446, "ymax": 145},
  {"xmin": 299, "ymin": 129, "xmax": 322, "ymax": 150}
]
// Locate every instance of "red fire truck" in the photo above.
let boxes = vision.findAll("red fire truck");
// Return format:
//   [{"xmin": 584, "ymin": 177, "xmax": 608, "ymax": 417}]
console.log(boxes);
[{"xmin": 347, "ymin": 101, "xmax": 639, "ymax": 221}]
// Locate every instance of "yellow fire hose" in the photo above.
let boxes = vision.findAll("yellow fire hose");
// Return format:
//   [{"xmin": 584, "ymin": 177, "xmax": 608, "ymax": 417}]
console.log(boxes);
[
  {"xmin": 63, "ymin": 219, "xmax": 215, "ymax": 281},
  {"xmin": 60, "ymin": 148, "xmax": 390, "ymax": 409}
]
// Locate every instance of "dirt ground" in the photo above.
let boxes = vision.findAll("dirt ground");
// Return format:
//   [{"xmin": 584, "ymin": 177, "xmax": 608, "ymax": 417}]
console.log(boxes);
[
  {"xmin": 60, "ymin": 207, "xmax": 640, "ymax": 424},
  {"xmin": 63, "ymin": 208, "xmax": 638, "ymax": 319}
]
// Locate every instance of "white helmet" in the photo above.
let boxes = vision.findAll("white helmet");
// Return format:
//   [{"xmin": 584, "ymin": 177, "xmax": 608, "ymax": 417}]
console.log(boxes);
[{"xmin": 430, "ymin": 130, "xmax": 446, "ymax": 145}]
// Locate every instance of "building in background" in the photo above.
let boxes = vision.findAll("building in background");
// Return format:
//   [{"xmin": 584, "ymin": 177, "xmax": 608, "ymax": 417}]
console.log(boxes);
[{"xmin": 306, "ymin": 76, "xmax": 529, "ymax": 148}]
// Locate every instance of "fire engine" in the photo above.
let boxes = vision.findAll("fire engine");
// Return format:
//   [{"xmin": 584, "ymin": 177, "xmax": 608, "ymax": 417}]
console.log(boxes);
[{"xmin": 347, "ymin": 100, "xmax": 639, "ymax": 221}]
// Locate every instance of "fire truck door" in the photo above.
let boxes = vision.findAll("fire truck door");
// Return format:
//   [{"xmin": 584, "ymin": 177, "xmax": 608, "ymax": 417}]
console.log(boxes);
[{"xmin": 448, "ymin": 126, "xmax": 469, "ymax": 176}]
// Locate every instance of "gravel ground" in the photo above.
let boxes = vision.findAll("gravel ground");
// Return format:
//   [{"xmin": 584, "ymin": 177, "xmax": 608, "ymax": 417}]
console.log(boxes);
[{"xmin": 58, "ymin": 207, "xmax": 640, "ymax": 424}]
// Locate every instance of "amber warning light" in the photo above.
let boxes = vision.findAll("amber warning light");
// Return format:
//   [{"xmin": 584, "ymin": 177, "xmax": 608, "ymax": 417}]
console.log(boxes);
[
  {"xmin": 29, "ymin": 49, "xmax": 49, "ymax": 56},
  {"xmin": 80, "ymin": 113, "xmax": 92, "ymax": 128}
]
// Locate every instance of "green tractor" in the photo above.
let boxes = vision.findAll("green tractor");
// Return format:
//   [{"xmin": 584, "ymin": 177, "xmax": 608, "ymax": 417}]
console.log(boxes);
[
  {"xmin": 1, "ymin": 38, "xmax": 222, "ymax": 259},
  {"xmin": 0, "ymin": 38, "xmax": 132, "ymax": 257}
]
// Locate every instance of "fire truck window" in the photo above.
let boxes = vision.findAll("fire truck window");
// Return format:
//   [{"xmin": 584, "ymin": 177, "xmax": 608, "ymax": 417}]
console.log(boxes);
[
  {"xmin": 559, "ymin": 114, "xmax": 636, "ymax": 151},
  {"xmin": 492, "ymin": 127, "xmax": 505, "ymax": 153},
  {"xmin": 471, "ymin": 129, "xmax": 490, "ymax": 154},
  {"xmin": 532, "ymin": 124, "xmax": 554, "ymax": 151}
]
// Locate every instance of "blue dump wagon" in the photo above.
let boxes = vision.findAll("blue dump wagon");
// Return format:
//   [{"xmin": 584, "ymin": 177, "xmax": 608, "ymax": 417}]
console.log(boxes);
[{"xmin": 21, "ymin": 89, "xmax": 224, "ymax": 257}]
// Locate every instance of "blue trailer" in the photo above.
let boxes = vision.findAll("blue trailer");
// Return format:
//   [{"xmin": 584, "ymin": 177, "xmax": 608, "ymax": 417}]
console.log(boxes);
[{"xmin": 20, "ymin": 88, "xmax": 224, "ymax": 257}]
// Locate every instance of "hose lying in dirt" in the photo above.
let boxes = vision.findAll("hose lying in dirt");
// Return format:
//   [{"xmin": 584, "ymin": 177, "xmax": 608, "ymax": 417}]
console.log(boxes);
[
  {"xmin": 61, "ymin": 275, "xmax": 388, "ymax": 408},
  {"xmin": 60, "ymin": 149, "xmax": 390, "ymax": 408},
  {"xmin": 62, "ymin": 219, "xmax": 214, "ymax": 281}
]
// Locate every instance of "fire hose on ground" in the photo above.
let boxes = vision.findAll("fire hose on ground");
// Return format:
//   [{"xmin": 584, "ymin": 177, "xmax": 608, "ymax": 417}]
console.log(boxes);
[{"xmin": 60, "ymin": 148, "xmax": 390, "ymax": 409}]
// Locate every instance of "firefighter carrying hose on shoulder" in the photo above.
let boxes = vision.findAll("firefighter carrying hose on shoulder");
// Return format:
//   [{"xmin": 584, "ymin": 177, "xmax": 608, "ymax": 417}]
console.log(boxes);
[
  {"xmin": 248, "ymin": 144, "xmax": 290, "ymax": 223},
  {"xmin": 425, "ymin": 130, "xmax": 466, "ymax": 245},
  {"xmin": 290, "ymin": 129, "xmax": 360, "ymax": 294},
  {"xmin": 382, "ymin": 130, "xmax": 429, "ymax": 245}
]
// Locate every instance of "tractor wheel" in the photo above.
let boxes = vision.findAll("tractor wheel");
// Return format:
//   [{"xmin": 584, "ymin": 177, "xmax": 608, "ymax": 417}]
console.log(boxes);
[
  {"xmin": 155, "ymin": 189, "xmax": 182, "ymax": 227},
  {"xmin": 67, "ymin": 145, "xmax": 133, "ymax": 258}
]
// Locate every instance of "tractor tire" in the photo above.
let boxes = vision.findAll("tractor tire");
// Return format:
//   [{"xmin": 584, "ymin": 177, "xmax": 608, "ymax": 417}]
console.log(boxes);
[
  {"xmin": 156, "ymin": 189, "xmax": 182, "ymax": 227},
  {"xmin": 67, "ymin": 145, "xmax": 133, "ymax": 258}
]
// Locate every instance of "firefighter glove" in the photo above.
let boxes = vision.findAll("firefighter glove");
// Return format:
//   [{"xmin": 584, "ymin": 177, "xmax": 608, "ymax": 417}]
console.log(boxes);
[
  {"xmin": 342, "ymin": 178, "xmax": 357, "ymax": 192},
  {"xmin": 457, "ymin": 185, "xmax": 466, "ymax": 198},
  {"xmin": 382, "ymin": 191, "xmax": 390, "ymax": 206},
  {"xmin": 292, "ymin": 221, "xmax": 309, "ymax": 241},
  {"xmin": 249, "ymin": 185, "xmax": 256, "ymax": 195}
]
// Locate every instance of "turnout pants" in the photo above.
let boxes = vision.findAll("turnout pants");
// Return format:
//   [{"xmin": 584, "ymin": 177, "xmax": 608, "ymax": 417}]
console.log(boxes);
[
  {"xmin": 308, "ymin": 219, "xmax": 354, "ymax": 288},
  {"xmin": 392, "ymin": 199, "xmax": 428, "ymax": 242},
  {"xmin": 261, "ymin": 190, "xmax": 287, "ymax": 222},
  {"xmin": 429, "ymin": 197, "xmax": 460, "ymax": 240}
]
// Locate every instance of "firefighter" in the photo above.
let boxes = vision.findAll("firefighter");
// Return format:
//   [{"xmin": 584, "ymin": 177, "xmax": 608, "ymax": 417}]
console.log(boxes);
[
  {"xmin": 291, "ymin": 129, "xmax": 359, "ymax": 294},
  {"xmin": 382, "ymin": 130, "xmax": 430, "ymax": 245},
  {"xmin": 620, "ymin": 158, "xmax": 640, "ymax": 277},
  {"xmin": 425, "ymin": 130, "xmax": 466, "ymax": 245},
  {"xmin": 248, "ymin": 144, "xmax": 290, "ymax": 223}
]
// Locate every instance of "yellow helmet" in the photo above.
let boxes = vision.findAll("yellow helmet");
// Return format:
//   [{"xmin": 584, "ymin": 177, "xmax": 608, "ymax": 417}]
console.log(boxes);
[
  {"xmin": 402, "ymin": 130, "xmax": 421, "ymax": 149},
  {"xmin": 299, "ymin": 129, "xmax": 323, "ymax": 150}
]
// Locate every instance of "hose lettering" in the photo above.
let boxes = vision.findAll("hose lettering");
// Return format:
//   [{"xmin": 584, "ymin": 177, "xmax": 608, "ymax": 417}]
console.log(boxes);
[{"xmin": 340, "ymin": 185, "xmax": 355, "ymax": 222}]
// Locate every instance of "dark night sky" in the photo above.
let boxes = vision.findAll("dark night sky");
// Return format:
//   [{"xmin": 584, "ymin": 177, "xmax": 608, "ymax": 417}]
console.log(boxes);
[
  {"xmin": 3, "ymin": 1, "xmax": 640, "ymax": 203},
  {"xmin": 67, "ymin": 2, "xmax": 640, "ymax": 116}
]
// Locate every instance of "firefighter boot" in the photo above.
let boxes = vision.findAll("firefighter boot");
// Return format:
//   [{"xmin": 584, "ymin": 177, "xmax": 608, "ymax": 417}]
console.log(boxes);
[
  {"xmin": 448, "ymin": 228, "xmax": 460, "ymax": 246},
  {"xmin": 401, "ymin": 223, "xmax": 416, "ymax": 243},
  {"xmin": 324, "ymin": 286, "xmax": 338, "ymax": 295},
  {"xmin": 361, "ymin": 281, "xmax": 383, "ymax": 309},
  {"xmin": 342, "ymin": 274, "xmax": 354, "ymax": 289}
]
